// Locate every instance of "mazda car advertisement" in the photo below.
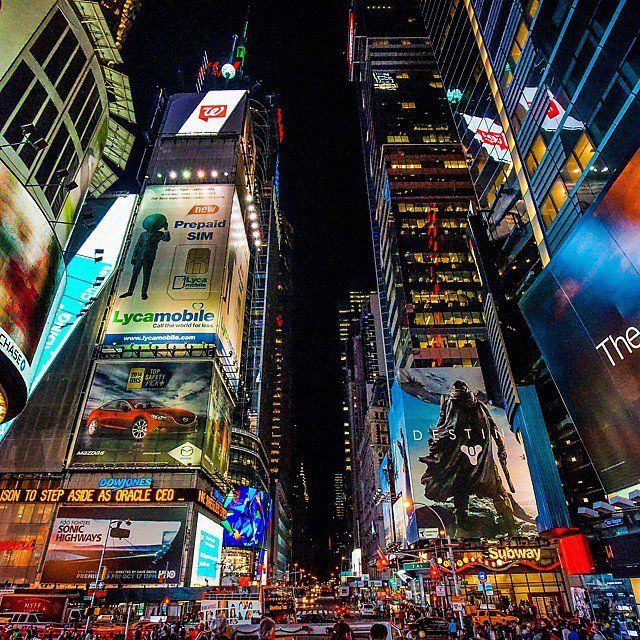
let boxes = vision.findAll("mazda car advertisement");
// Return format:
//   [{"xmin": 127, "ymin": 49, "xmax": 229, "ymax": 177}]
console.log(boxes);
[
  {"xmin": 41, "ymin": 506, "xmax": 187, "ymax": 585},
  {"xmin": 70, "ymin": 360, "xmax": 230, "ymax": 475}
]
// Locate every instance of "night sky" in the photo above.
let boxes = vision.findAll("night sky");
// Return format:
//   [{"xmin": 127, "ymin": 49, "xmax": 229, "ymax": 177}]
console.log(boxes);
[{"xmin": 122, "ymin": 1, "xmax": 375, "ymax": 573}]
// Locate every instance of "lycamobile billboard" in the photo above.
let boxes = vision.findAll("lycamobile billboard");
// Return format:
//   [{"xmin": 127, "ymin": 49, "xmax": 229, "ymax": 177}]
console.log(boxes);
[
  {"xmin": 104, "ymin": 184, "xmax": 234, "ymax": 347},
  {"xmin": 70, "ymin": 360, "xmax": 231, "ymax": 475}
]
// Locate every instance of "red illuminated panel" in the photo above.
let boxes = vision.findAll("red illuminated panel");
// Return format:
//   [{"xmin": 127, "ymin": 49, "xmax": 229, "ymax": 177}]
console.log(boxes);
[
  {"xmin": 347, "ymin": 10, "xmax": 355, "ymax": 69},
  {"xmin": 558, "ymin": 533, "xmax": 595, "ymax": 575}
]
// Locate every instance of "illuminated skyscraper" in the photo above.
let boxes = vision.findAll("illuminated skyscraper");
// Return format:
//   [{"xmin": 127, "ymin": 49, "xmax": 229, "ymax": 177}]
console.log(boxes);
[
  {"xmin": 421, "ymin": 0, "xmax": 640, "ymax": 588},
  {"xmin": 98, "ymin": 0, "xmax": 143, "ymax": 49},
  {"xmin": 349, "ymin": 2, "xmax": 485, "ymax": 377},
  {"xmin": 348, "ymin": 1, "xmax": 552, "ymax": 556}
]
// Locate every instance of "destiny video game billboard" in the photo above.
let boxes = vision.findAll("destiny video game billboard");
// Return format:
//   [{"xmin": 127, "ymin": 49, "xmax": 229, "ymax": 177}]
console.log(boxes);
[
  {"xmin": 41, "ymin": 506, "xmax": 187, "ymax": 585},
  {"xmin": 389, "ymin": 367, "xmax": 537, "ymax": 542},
  {"xmin": 70, "ymin": 360, "xmax": 230, "ymax": 475}
]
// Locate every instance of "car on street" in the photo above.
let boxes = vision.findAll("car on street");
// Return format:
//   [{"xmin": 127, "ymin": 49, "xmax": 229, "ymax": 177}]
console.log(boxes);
[
  {"xmin": 233, "ymin": 621, "xmax": 404, "ymax": 640},
  {"xmin": 0, "ymin": 612, "xmax": 47, "ymax": 625},
  {"xmin": 85, "ymin": 399, "xmax": 198, "ymax": 440},
  {"xmin": 471, "ymin": 605, "xmax": 518, "ymax": 626},
  {"xmin": 359, "ymin": 604, "xmax": 377, "ymax": 618}
]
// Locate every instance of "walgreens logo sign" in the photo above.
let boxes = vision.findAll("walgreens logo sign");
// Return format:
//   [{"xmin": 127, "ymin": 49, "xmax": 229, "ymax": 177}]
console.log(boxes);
[
  {"xmin": 177, "ymin": 90, "xmax": 246, "ymax": 136},
  {"xmin": 199, "ymin": 104, "xmax": 227, "ymax": 121}
]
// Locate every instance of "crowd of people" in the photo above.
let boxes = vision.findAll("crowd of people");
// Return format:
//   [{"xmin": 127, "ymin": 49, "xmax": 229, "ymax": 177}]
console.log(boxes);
[
  {"xmin": 393, "ymin": 600, "xmax": 640, "ymax": 640},
  {"xmin": 2, "ymin": 606, "xmax": 640, "ymax": 640}
]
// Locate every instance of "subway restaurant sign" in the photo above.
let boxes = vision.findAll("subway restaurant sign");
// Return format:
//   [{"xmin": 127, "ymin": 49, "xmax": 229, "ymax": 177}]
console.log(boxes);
[{"xmin": 487, "ymin": 546, "xmax": 541, "ymax": 562}]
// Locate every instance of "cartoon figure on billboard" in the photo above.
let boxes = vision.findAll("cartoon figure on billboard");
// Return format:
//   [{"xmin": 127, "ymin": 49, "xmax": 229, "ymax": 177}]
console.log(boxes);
[
  {"xmin": 416, "ymin": 379, "xmax": 534, "ymax": 537},
  {"xmin": 120, "ymin": 213, "xmax": 170, "ymax": 300}
]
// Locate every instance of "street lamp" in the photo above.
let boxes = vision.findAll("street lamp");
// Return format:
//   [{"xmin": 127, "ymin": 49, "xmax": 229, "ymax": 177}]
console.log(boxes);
[
  {"xmin": 403, "ymin": 499, "xmax": 463, "ymax": 626},
  {"xmin": 86, "ymin": 519, "xmax": 131, "ymax": 632}
]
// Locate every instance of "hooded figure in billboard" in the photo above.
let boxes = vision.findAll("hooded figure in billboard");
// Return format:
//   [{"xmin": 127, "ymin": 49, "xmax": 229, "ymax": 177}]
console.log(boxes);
[
  {"xmin": 120, "ymin": 213, "xmax": 170, "ymax": 300},
  {"xmin": 418, "ymin": 380, "xmax": 534, "ymax": 536}
]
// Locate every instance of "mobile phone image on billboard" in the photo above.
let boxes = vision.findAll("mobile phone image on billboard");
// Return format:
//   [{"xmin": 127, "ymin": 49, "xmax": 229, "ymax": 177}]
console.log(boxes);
[
  {"xmin": 390, "ymin": 367, "xmax": 538, "ymax": 542},
  {"xmin": 104, "ymin": 184, "xmax": 235, "ymax": 347},
  {"xmin": 41, "ymin": 506, "xmax": 187, "ymax": 585},
  {"xmin": 70, "ymin": 360, "xmax": 230, "ymax": 474}
]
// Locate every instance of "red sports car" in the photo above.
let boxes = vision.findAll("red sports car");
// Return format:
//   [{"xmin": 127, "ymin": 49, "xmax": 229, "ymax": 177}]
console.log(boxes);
[{"xmin": 85, "ymin": 398, "xmax": 197, "ymax": 440}]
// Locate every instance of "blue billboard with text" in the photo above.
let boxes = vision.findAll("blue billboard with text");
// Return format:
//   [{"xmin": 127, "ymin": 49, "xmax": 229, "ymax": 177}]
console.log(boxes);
[{"xmin": 521, "ymin": 148, "xmax": 640, "ymax": 494}]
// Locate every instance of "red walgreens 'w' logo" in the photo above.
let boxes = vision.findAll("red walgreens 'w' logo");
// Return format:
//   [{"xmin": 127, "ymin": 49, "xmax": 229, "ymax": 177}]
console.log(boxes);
[{"xmin": 199, "ymin": 104, "xmax": 227, "ymax": 121}]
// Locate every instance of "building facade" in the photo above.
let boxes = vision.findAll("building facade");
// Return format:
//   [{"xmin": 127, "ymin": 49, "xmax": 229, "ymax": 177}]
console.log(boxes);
[
  {"xmin": 0, "ymin": 87, "xmax": 281, "ymax": 605},
  {"xmin": 341, "ymin": 292, "xmax": 389, "ymax": 573},
  {"xmin": 419, "ymin": 0, "xmax": 640, "ymax": 611},
  {"xmin": 348, "ymin": 0, "xmax": 566, "ymax": 608},
  {"xmin": 0, "ymin": 0, "xmax": 135, "ymax": 422}
]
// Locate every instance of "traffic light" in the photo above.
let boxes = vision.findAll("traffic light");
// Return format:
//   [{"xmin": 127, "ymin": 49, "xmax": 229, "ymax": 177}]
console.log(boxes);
[
  {"xmin": 377, "ymin": 555, "xmax": 390, "ymax": 572},
  {"xmin": 429, "ymin": 567, "xmax": 440, "ymax": 580},
  {"xmin": 163, "ymin": 597, "xmax": 171, "ymax": 606}
]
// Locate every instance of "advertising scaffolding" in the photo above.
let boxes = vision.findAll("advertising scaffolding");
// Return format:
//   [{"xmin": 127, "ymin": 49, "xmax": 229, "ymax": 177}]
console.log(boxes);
[
  {"xmin": 389, "ymin": 367, "xmax": 537, "ymax": 542},
  {"xmin": 41, "ymin": 506, "xmax": 188, "ymax": 585},
  {"xmin": 70, "ymin": 360, "xmax": 231, "ymax": 476}
]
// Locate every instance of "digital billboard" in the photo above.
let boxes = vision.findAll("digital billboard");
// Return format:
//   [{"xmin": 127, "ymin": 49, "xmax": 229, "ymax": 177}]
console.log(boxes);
[
  {"xmin": 162, "ymin": 90, "xmax": 248, "ymax": 137},
  {"xmin": 389, "ymin": 368, "xmax": 537, "ymax": 542},
  {"xmin": 0, "ymin": 163, "xmax": 65, "ymax": 418},
  {"xmin": 521, "ymin": 147, "xmax": 640, "ymax": 494},
  {"xmin": 33, "ymin": 195, "xmax": 136, "ymax": 388},
  {"xmin": 41, "ymin": 506, "xmax": 187, "ymax": 585},
  {"xmin": 378, "ymin": 455, "xmax": 393, "ymax": 548},
  {"xmin": 221, "ymin": 487, "xmax": 272, "ymax": 548},
  {"xmin": 218, "ymin": 192, "xmax": 250, "ymax": 383},
  {"xmin": 190, "ymin": 512, "xmax": 224, "ymax": 586},
  {"xmin": 103, "ymin": 184, "xmax": 234, "ymax": 347},
  {"xmin": 70, "ymin": 360, "xmax": 230, "ymax": 475}
]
